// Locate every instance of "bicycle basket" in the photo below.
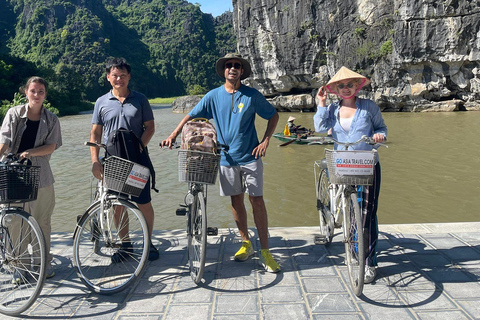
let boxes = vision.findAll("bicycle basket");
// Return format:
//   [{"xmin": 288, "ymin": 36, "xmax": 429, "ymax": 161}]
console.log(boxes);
[
  {"xmin": 103, "ymin": 156, "xmax": 150, "ymax": 197},
  {"xmin": 0, "ymin": 163, "xmax": 40, "ymax": 203},
  {"xmin": 324, "ymin": 149, "xmax": 377, "ymax": 186},
  {"xmin": 178, "ymin": 150, "xmax": 220, "ymax": 185}
]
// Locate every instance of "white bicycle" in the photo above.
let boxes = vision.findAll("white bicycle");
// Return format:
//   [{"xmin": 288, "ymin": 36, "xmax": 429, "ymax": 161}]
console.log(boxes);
[{"xmin": 310, "ymin": 135, "xmax": 387, "ymax": 296}]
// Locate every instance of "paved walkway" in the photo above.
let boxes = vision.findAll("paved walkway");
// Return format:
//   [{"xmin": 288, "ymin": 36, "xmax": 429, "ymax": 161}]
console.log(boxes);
[{"xmin": 5, "ymin": 222, "xmax": 480, "ymax": 319}]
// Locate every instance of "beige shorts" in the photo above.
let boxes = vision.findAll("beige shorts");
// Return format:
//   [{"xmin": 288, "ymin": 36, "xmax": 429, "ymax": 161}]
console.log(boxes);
[{"xmin": 219, "ymin": 159, "xmax": 264, "ymax": 197}]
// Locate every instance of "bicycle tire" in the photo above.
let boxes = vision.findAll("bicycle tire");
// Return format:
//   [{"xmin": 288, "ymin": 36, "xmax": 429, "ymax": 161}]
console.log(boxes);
[
  {"xmin": 187, "ymin": 191, "xmax": 207, "ymax": 284},
  {"xmin": 73, "ymin": 197, "xmax": 149, "ymax": 294},
  {"xmin": 316, "ymin": 168, "xmax": 333, "ymax": 244},
  {"xmin": 0, "ymin": 209, "xmax": 46, "ymax": 316},
  {"xmin": 344, "ymin": 192, "xmax": 365, "ymax": 297}
]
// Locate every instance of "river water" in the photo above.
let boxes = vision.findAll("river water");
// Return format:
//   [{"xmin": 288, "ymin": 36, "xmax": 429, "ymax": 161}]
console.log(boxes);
[{"xmin": 51, "ymin": 106, "xmax": 480, "ymax": 232}]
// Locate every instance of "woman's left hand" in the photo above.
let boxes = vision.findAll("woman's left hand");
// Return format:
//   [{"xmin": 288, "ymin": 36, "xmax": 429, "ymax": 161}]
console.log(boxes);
[{"xmin": 373, "ymin": 134, "xmax": 385, "ymax": 143}]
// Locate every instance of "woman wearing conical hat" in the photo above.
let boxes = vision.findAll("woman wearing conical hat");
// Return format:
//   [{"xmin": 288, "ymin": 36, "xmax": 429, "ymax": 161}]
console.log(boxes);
[{"xmin": 314, "ymin": 66, "xmax": 387, "ymax": 284}]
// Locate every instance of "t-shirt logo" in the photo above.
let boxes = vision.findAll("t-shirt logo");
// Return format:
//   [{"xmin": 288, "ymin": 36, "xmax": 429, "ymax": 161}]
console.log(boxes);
[{"xmin": 238, "ymin": 103, "xmax": 244, "ymax": 113}]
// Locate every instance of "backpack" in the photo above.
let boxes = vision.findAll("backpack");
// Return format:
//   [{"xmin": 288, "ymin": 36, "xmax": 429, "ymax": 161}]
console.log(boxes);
[
  {"xmin": 106, "ymin": 128, "xmax": 158, "ymax": 192},
  {"xmin": 181, "ymin": 118, "xmax": 217, "ymax": 153}
]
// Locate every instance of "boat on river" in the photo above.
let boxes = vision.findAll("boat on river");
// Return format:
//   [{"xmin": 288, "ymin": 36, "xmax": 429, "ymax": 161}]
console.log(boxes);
[{"xmin": 273, "ymin": 133, "xmax": 334, "ymax": 145}]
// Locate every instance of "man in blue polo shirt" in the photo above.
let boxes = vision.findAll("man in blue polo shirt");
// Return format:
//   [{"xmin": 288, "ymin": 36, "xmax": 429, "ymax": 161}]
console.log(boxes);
[
  {"xmin": 90, "ymin": 57, "xmax": 159, "ymax": 261},
  {"xmin": 162, "ymin": 53, "xmax": 280, "ymax": 273}
]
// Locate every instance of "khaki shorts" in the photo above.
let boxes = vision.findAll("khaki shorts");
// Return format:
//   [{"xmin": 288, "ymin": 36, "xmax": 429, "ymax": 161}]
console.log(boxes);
[{"xmin": 219, "ymin": 159, "xmax": 264, "ymax": 197}]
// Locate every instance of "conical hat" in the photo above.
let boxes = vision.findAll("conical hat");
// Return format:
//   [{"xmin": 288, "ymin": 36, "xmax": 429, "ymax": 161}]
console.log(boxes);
[
  {"xmin": 287, "ymin": 116, "xmax": 296, "ymax": 122},
  {"xmin": 325, "ymin": 66, "xmax": 370, "ymax": 96}
]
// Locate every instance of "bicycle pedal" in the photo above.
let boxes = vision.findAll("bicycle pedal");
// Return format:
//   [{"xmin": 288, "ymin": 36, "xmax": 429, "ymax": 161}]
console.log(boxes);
[
  {"xmin": 314, "ymin": 234, "xmax": 327, "ymax": 245},
  {"xmin": 176, "ymin": 207, "xmax": 187, "ymax": 216},
  {"xmin": 207, "ymin": 227, "xmax": 218, "ymax": 236}
]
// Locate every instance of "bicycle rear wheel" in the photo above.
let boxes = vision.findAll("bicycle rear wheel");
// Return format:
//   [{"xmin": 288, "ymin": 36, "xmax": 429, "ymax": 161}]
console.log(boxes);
[
  {"xmin": 188, "ymin": 191, "xmax": 207, "ymax": 284},
  {"xmin": 316, "ymin": 169, "xmax": 333, "ymax": 244},
  {"xmin": 344, "ymin": 192, "xmax": 365, "ymax": 297},
  {"xmin": 73, "ymin": 198, "xmax": 149, "ymax": 294},
  {"xmin": 0, "ymin": 209, "xmax": 46, "ymax": 316}
]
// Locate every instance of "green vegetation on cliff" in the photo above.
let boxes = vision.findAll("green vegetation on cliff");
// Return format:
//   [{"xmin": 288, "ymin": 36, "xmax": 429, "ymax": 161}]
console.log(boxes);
[{"xmin": 0, "ymin": 0, "xmax": 236, "ymax": 116}]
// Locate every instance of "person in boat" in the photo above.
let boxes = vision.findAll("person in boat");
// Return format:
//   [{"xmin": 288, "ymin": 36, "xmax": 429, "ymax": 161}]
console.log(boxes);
[{"xmin": 313, "ymin": 66, "xmax": 387, "ymax": 284}]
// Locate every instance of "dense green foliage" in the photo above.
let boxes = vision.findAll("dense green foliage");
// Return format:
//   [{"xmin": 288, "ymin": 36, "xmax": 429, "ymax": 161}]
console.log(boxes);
[{"xmin": 0, "ymin": 0, "xmax": 236, "ymax": 116}]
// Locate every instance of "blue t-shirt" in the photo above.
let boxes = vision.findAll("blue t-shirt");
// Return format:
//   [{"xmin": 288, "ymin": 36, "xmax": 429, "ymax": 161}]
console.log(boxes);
[
  {"xmin": 189, "ymin": 85, "xmax": 277, "ymax": 166},
  {"xmin": 92, "ymin": 90, "xmax": 154, "ymax": 142}
]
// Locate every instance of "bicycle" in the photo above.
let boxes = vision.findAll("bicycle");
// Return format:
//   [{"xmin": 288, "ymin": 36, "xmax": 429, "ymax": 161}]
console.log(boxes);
[
  {"xmin": 310, "ymin": 135, "xmax": 386, "ymax": 296},
  {"xmin": 0, "ymin": 154, "xmax": 46, "ymax": 316},
  {"xmin": 72, "ymin": 142, "xmax": 150, "ymax": 294},
  {"xmin": 168, "ymin": 143, "xmax": 222, "ymax": 284}
]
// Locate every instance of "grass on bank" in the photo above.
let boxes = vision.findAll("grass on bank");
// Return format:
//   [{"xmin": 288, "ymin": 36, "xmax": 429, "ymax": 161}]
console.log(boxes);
[{"xmin": 149, "ymin": 96, "xmax": 182, "ymax": 104}]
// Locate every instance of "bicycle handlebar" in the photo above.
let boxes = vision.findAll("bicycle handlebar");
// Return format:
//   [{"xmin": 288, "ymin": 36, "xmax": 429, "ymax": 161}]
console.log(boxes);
[
  {"xmin": 307, "ymin": 135, "xmax": 388, "ymax": 148},
  {"xmin": 85, "ymin": 141, "xmax": 107, "ymax": 149}
]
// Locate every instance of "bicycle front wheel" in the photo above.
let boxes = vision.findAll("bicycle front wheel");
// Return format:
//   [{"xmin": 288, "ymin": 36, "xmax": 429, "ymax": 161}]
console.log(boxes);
[
  {"xmin": 73, "ymin": 198, "xmax": 149, "ymax": 294},
  {"xmin": 316, "ymin": 168, "xmax": 333, "ymax": 244},
  {"xmin": 188, "ymin": 191, "xmax": 207, "ymax": 284},
  {"xmin": 344, "ymin": 192, "xmax": 365, "ymax": 297},
  {"xmin": 0, "ymin": 209, "xmax": 46, "ymax": 316}
]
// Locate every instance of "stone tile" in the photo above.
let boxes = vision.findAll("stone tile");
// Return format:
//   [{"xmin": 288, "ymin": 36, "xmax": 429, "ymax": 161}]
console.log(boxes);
[
  {"xmin": 313, "ymin": 313, "xmax": 362, "ymax": 320},
  {"xmin": 262, "ymin": 303, "xmax": 309, "ymax": 320},
  {"xmin": 307, "ymin": 293, "xmax": 356, "ymax": 313},
  {"xmin": 416, "ymin": 310, "xmax": 471, "ymax": 320},
  {"xmin": 164, "ymin": 304, "xmax": 210, "ymax": 320},
  {"xmin": 457, "ymin": 300, "xmax": 480, "ymax": 319},
  {"xmin": 442, "ymin": 281, "xmax": 480, "ymax": 299},
  {"xmin": 301, "ymin": 277, "xmax": 345, "ymax": 293},
  {"xmin": 260, "ymin": 285, "xmax": 303, "ymax": 303},
  {"xmin": 215, "ymin": 294, "xmax": 258, "ymax": 314}
]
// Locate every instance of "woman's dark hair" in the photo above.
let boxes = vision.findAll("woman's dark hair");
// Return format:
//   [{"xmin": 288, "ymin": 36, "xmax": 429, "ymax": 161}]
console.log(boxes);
[
  {"xmin": 105, "ymin": 57, "xmax": 131, "ymax": 74},
  {"xmin": 21, "ymin": 76, "xmax": 48, "ymax": 94}
]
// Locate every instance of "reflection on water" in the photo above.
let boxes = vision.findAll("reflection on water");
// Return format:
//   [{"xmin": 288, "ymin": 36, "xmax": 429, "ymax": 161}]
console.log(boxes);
[{"xmin": 51, "ymin": 107, "xmax": 480, "ymax": 232}]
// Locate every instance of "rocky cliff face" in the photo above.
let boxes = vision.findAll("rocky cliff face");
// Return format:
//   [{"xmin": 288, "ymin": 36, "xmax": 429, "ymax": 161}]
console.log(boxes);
[{"xmin": 232, "ymin": 0, "xmax": 480, "ymax": 111}]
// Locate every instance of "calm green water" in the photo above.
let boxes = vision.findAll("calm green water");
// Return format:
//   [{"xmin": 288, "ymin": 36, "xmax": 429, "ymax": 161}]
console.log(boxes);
[{"xmin": 51, "ymin": 107, "xmax": 480, "ymax": 232}]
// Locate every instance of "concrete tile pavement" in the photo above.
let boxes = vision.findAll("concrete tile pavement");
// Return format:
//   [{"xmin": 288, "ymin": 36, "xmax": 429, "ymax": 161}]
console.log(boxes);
[{"xmin": 4, "ymin": 222, "xmax": 480, "ymax": 319}]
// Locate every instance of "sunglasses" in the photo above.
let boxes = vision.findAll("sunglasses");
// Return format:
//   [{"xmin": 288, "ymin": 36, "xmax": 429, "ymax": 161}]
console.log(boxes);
[
  {"xmin": 225, "ymin": 62, "xmax": 242, "ymax": 70},
  {"xmin": 337, "ymin": 82, "xmax": 355, "ymax": 89}
]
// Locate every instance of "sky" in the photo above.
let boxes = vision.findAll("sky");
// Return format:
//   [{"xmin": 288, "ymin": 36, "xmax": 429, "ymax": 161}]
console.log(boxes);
[{"xmin": 190, "ymin": 0, "xmax": 233, "ymax": 17}]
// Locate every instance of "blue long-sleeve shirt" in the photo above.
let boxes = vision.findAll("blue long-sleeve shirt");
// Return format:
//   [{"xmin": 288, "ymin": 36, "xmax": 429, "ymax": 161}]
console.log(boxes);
[{"xmin": 313, "ymin": 98, "xmax": 387, "ymax": 151}]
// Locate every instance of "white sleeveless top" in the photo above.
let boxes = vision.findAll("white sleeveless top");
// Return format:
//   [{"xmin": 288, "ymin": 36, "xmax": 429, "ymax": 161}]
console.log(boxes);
[{"xmin": 339, "ymin": 116, "xmax": 354, "ymax": 133}]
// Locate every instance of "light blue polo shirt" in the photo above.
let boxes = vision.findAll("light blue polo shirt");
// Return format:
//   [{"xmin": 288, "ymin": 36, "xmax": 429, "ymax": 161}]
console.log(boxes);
[
  {"xmin": 92, "ymin": 90, "xmax": 154, "ymax": 142},
  {"xmin": 189, "ymin": 84, "xmax": 277, "ymax": 166},
  {"xmin": 313, "ymin": 97, "xmax": 388, "ymax": 151}
]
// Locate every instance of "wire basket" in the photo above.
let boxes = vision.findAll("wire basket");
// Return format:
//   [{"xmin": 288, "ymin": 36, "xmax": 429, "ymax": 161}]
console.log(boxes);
[
  {"xmin": 178, "ymin": 150, "xmax": 220, "ymax": 185},
  {"xmin": 0, "ymin": 164, "xmax": 40, "ymax": 203},
  {"xmin": 103, "ymin": 156, "xmax": 150, "ymax": 197},
  {"xmin": 324, "ymin": 149, "xmax": 376, "ymax": 186}
]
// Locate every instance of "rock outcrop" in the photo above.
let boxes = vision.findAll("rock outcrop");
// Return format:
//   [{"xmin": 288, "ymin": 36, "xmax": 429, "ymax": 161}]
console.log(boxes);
[
  {"xmin": 232, "ymin": 0, "xmax": 480, "ymax": 111},
  {"xmin": 171, "ymin": 95, "xmax": 202, "ymax": 113}
]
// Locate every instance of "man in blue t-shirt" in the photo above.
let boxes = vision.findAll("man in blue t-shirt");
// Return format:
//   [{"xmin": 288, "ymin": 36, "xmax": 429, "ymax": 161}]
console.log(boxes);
[
  {"xmin": 162, "ymin": 53, "xmax": 280, "ymax": 273},
  {"xmin": 90, "ymin": 57, "xmax": 159, "ymax": 262}
]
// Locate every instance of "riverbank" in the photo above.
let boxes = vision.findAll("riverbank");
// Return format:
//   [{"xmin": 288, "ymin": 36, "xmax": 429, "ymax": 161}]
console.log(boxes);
[{"xmin": 9, "ymin": 222, "xmax": 480, "ymax": 319}]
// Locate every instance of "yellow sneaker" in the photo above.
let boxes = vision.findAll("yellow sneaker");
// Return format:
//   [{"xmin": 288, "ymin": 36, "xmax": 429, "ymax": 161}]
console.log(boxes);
[
  {"xmin": 259, "ymin": 249, "xmax": 281, "ymax": 273},
  {"xmin": 234, "ymin": 240, "xmax": 254, "ymax": 261}
]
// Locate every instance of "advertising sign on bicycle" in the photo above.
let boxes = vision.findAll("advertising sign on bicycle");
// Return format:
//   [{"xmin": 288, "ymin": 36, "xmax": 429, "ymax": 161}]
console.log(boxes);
[
  {"xmin": 126, "ymin": 164, "xmax": 150, "ymax": 189},
  {"xmin": 333, "ymin": 151, "xmax": 374, "ymax": 176}
]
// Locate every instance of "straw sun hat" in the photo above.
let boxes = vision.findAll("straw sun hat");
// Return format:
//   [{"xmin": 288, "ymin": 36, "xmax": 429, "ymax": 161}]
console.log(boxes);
[
  {"xmin": 216, "ymin": 53, "xmax": 252, "ymax": 80},
  {"xmin": 325, "ymin": 66, "xmax": 371, "ymax": 97}
]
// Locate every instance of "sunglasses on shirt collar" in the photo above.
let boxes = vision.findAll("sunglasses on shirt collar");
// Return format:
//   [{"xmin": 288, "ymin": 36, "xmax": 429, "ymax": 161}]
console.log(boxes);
[{"xmin": 225, "ymin": 62, "xmax": 242, "ymax": 70}]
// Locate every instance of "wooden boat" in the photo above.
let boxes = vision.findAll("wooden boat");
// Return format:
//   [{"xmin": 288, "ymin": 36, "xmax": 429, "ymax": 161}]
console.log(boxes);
[{"xmin": 273, "ymin": 133, "xmax": 334, "ymax": 145}]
